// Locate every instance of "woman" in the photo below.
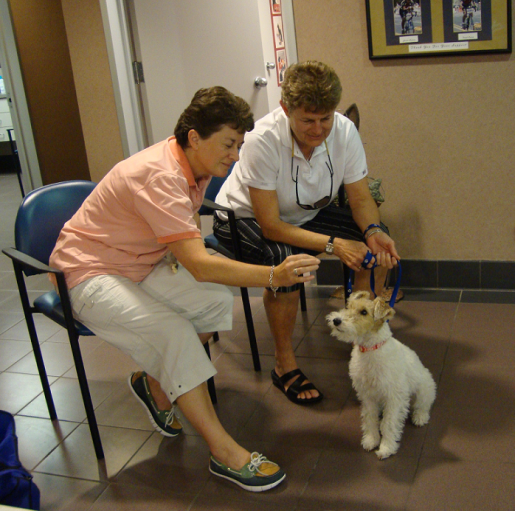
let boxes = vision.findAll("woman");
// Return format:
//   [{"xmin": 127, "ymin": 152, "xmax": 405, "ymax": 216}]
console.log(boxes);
[
  {"xmin": 213, "ymin": 62, "xmax": 400, "ymax": 406},
  {"xmin": 49, "ymin": 86, "xmax": 320, "ymax": 492}
]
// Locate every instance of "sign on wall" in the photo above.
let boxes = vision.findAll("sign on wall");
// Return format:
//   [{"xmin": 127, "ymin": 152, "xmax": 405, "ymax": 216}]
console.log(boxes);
[{"xmin": 366, "ymin": 0, "xmax": 512, "ymax": 58}]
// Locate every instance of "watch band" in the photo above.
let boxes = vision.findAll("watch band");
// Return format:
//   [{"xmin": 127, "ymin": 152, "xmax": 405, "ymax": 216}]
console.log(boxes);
[{"xmin": 325, "ymin": 235, "xmax": 335, "ymax": 255}]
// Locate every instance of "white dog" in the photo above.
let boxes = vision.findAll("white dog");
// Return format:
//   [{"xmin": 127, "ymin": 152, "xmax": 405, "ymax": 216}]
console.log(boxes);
[{"xmin": 326, "ymin": 291, "xmax": 436, "ymax": 459}]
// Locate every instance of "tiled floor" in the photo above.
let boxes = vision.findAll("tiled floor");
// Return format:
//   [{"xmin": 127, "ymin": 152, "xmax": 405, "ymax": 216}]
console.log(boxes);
[{"xmin": 1, "ymin": 171, "xmax": 515, "ymax": 510}]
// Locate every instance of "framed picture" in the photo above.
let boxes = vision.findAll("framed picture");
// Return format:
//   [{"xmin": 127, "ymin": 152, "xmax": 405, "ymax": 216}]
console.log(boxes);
[
  {"xmin": 273, "ymin": 16, "xmax": 285, "ymax": 48},
  {"xmin": 270, "ymin": 0, "xmax": 281, "ymax": 15},
  {"xmin": 276, "ymin": 49, "xmax": 287, "ymax": 85},
  {"xmin": 365, "ymin": 0, "xmax": 512, "ymax": 59}
]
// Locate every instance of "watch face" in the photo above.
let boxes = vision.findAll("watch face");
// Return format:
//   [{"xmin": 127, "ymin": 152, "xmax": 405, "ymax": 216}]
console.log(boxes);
[{"xmin": 326, "ymin": 244, "xmax": 334, "ymax": 254}]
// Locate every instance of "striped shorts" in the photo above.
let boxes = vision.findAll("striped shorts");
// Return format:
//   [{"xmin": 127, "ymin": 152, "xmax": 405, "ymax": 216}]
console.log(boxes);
[{"xmin": 213, "ymin": 204, "xmax": 389, "ymax": 293}]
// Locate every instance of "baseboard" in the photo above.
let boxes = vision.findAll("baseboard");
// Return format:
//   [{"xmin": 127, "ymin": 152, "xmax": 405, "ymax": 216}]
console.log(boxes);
[{"xmin": 316, "ymin": 258, "xmax": 515, "ymax": 291}]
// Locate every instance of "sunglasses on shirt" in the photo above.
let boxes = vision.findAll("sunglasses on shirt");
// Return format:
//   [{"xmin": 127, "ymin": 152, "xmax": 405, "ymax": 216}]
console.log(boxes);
[{"xmin": 291, "ymin": 141, "xmax": 334, "ymax": 210}]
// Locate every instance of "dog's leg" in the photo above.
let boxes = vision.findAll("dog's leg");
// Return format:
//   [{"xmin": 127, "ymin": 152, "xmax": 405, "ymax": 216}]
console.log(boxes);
[
  {"xmin": 360, "ymin": 399, "xmax": 381, "ymax": 451},
  {"xmin": 412, "ymin": 372, "xmax": 437, "ymax": 426},
  {"xmin": 376, "ymin": 396, "xmax": 410, "ymax": 459}
]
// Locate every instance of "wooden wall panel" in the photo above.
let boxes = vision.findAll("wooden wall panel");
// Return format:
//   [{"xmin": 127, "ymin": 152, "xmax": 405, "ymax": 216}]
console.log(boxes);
[{"xmin": 9, "ymin": 0, "xmax": 90, "ymax": 184}]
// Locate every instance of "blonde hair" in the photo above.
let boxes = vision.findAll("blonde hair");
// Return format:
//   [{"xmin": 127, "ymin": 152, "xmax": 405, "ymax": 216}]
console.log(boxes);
[{"xmin": 281, "ymin": 61, "xmax": 342, "ymax": 113}]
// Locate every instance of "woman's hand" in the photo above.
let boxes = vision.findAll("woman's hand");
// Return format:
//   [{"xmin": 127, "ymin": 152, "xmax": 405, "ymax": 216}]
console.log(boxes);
[{"xmin": 273, "ymin": 254, "xmax": 320, "ymax": 288}]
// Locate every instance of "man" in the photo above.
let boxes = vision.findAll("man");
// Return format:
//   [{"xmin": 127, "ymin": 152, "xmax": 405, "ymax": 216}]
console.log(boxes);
[{"xmin": 213, "ymin": 61, "xmax": 400, "ymax": 405}]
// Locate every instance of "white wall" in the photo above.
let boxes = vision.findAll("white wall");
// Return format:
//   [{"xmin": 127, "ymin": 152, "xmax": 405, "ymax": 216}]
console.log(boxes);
[{"xmin": 130, "ymin": 0, "xmax": 296, "ymax": 144}]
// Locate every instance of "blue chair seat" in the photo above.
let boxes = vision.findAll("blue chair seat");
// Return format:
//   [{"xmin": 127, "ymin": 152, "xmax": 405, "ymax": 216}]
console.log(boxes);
[
  {"xmin": 34, "ymin": 291, "xmax": 94, "ymax": 337},
  {"xmin": 204, "ymin": 233, "xmax": 235, "ymax": 260}
]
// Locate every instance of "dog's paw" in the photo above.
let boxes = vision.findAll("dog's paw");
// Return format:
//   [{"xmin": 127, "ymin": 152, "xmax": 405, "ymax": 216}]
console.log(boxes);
[
  {"xmin": 375, "ymin": 441, "xmax": 398, "ymax": 460},
  {"xmin": 362, "ymin": 433, "xmax": 380, "ymax": 451},
  {"xmin": 412, "ymin": 410, "xmax": 430, "ymax": 427}
]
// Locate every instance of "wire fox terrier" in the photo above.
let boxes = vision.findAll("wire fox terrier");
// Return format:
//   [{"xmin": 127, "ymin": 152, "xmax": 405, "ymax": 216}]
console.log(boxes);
[{"xmin": 327, "ymin": 291, "xmax": 436, "ymax": 459}]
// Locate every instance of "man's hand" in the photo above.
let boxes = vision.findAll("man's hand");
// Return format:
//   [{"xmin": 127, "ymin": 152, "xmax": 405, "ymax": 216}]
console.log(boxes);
[{"xmin": 366, "ymin": 232, "xmax": 400, "ymax": 269}]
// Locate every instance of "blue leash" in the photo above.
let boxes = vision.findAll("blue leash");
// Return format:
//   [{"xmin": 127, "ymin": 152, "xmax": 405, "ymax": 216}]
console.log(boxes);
[{"xmin": 346, "ymin": 251, "xmax": 402, "ymax": 308}]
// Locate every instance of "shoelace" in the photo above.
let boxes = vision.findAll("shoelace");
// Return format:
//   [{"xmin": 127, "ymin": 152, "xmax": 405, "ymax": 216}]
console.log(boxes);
[
  {"xmin": 248, "ymin": 452, "xmax": 277, "ymax": 475},
  {"xmin": 163, "ymin": 404, "xmax": 177, "ymax": 428}
]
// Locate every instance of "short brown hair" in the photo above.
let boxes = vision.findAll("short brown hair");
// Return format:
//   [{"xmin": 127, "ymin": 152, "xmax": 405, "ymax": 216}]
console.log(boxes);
[
  {"xmin": 174, "ymin": 86, "xmax": 254, "ymax": 149},
  {"xmin": 281, "ymin": 61, "xmax": 342, "ymax": 113}
]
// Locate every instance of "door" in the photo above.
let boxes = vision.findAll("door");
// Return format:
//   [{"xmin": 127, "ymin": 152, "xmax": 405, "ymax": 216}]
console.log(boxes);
[
  {"xmin": 0, "ymin": 0, "xmax": 42, "ymax": 193},
  {"xmin": 125, "ymin": 0, "xmax": 296, "ymax": 145}
]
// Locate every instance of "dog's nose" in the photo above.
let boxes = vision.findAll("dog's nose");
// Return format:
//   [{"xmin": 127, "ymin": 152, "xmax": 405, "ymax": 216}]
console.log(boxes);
[{"xmin": 332, "ymin": 318, "xmax": 342, "ymax": 326}]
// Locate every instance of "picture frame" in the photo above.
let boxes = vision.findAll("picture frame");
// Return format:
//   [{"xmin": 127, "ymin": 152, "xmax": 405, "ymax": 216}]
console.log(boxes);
[{"xmin": 365, "ymin": 0, "xmax": 512, "ymax": 59}]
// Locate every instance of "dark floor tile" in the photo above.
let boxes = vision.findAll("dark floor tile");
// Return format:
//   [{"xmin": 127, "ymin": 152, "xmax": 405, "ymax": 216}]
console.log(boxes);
[
  {"xmin": 388, "ymin": 301, "xmax": 457, "ymax": 367},
  {"xmin": 237, "ymin": 358, "xmax": 353, "ymax": 449},
  {"xmin": 330, "ymin": 395, "xmax": 431, "ymax": 460},
  {"xmin": 423, "ymin": 366, "xmax": 515, "ymax": 463},
  {"xmin": 89, "ymin": 482, "xmax": 195, "ymax": 511},
  {"xmin": 192, "ymin": 494, "xmax": 289, "ymax": 511},
  {"xmin": 406, "ymin": 458, "xmax": 515, "ymax": 511},
  {"xmin": 447, "ymin": 303, "xmax": 515, "ymax": 369},
  {"xmin": 200, "ymin": 442, "xmax": 322, "ymax": 508},
  {"xmin": 115, "ymin": 434, "xmax": 211, "ymax": 493},
  {"xmin": 295, "ymin": 323, "xmax": 353, "ymax": 360},
  {"xmin": 299, "ymin": 449, "xmax": 418, "ymax": 510}
]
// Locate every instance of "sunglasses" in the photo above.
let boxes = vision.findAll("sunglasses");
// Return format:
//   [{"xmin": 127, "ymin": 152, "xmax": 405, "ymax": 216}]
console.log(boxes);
[{"xmin": 291, "ymin": 140, "xmax": 334, "ymax": 210}]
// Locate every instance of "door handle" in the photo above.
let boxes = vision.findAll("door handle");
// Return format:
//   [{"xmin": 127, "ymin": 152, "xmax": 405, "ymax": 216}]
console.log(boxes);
[{"xmin": 254, "ymin": 77, "xmax": 268, "ymax": 88}]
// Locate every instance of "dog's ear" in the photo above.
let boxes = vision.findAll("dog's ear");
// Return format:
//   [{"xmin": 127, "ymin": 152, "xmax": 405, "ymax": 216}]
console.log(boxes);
[
  {"xmin": 349, "ymin": 290, "xmax": 370, "ymax": 302},
  {"xmin": 373, "ymin": 297, "xmax": 395, "ymax": 322}
]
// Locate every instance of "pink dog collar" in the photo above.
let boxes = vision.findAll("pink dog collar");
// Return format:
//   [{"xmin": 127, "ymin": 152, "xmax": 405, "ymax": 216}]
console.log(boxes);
[{"xmin": 358, "ymin": 340, "xmax": 387, "ymax": 352}]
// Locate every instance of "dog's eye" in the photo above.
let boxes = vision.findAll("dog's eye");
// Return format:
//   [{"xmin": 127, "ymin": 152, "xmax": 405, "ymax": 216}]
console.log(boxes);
[{"xmin": 360, "ymin": 310, "xmax": 368, "ymax": 316}]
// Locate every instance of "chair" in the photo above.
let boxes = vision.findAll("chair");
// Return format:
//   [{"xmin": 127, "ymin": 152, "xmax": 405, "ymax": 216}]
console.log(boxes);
[
  {"xmin": 2, "ymin": 180, "xmax": 104, "ymax": 459},
  {"xmin": 2, "ymin": 180, "xmax": 220, "ymax": 458},
  {"xmin": 199, "ymin": 171, "xmax": 309, "ymax": 373}
]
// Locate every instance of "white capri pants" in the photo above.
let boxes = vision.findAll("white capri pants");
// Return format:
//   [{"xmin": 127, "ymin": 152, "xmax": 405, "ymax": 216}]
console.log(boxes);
[{"xmin": 68, "ymin": 259, "xmax": 234, "ymax": 401}]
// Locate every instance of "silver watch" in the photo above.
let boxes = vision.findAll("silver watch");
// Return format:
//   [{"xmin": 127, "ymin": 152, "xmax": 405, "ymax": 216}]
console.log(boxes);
[{"xmin": 325, "ymin": 235, "xmax": 335, "ymax": 255}]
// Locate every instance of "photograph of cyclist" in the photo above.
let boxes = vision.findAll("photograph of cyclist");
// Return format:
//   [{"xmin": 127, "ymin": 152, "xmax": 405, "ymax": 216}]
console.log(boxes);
[
  {"xmin": 461, "ymin": 0, "xmax": 477, "ymax": 30},
  {"xmin": 393, "ymin": 0, "xmax": 422, "ymax": 36},
  {"xmin": 452, "ymin": 0, "xmax": 482, "ymax": 32}
]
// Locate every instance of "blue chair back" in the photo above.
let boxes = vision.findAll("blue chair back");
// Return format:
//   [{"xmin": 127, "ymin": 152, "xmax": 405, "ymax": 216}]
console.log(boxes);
[
  {"xmin": 15, "ymin": 180, "xmax": 96, "ymax": 275},
  {"xmin": 198, "ymin": 162, "xmax": 234, "ymax": 215}
]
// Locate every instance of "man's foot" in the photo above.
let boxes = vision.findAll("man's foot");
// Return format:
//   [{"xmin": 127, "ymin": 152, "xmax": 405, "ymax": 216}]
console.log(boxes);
[
  {"xmin": 381, "ymin": 287, "xmax": 404, "ymax": 303},
  {"xmin": 128, "ymin": 371, "xmax": 182, "ymax": 437},
  {"xmin": 271, "ymin": 368, "xmax": 323, "ymax": 405}
]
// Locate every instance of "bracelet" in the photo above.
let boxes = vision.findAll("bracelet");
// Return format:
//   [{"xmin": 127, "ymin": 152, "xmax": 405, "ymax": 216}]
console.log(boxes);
[
  {"xmin": 365, "ymin": 228, "xmax": 383, "ymax": 240},
  {"xmin": 269, "ymin": 265, "xmax": 279, "ymax": 297},
  {"xmin": 363, "ymin": 223, "xmax": 382, "ymax": 237}
]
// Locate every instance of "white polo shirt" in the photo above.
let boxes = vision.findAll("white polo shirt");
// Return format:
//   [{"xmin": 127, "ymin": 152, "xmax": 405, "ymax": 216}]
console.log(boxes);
[{"xmin": 215, "ymin": 107, "xmax": 368, "ymax": 227}]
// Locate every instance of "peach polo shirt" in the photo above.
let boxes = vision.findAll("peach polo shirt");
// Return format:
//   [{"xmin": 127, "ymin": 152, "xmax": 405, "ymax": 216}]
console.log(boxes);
[{"xmin": 49, "ymin": 137, "xmax": 210, "ymax": 289}]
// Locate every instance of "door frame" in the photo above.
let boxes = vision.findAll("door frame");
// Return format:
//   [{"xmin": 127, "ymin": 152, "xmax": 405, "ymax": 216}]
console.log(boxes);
[
  {"xmin": 99, "ymin": 0, "xmax": 146, "ymax": 158},
  {"xmin": 0, "ymin": 0, "xmax": 42, "ymax": 193},
  {"xmin": 99, "ymin": 0, "xmax": 297, "ymax": 156}
]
